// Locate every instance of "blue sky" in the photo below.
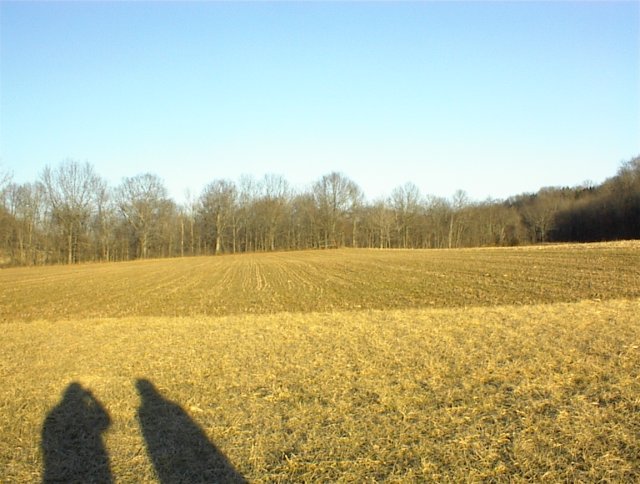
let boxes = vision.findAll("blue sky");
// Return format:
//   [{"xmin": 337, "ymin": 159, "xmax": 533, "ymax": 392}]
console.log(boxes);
[{"xmin": 1, "ymin": 1, "xmax": 638, "ymax": 203}]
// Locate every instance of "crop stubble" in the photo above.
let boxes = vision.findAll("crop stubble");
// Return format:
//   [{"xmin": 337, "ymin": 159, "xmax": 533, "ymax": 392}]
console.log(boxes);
[{"xmin": 0, "ymin": 242, "xmax": 638, "ymax": 322}]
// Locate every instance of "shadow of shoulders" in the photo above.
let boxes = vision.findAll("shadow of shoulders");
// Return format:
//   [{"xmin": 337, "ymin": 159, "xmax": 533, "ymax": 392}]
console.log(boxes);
[
  {"xmin": 136, "ymin": 378, "xmax": 247, "ymax": 484},
  {"xmin": 41, "ymin": 382, "xmax": 113, "ymax": 483}
]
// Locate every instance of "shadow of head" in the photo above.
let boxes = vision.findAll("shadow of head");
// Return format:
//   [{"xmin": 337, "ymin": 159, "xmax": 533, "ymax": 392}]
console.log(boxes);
[
  {"xmin": 136, "ymin": 378, "xmax": 247, "ymax": 483},
  {"xmin": 135, "ymin": 378, "xmax": 157, "ymax": 398}
]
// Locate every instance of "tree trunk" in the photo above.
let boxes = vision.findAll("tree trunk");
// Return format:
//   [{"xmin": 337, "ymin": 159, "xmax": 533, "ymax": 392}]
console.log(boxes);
[
  {"xmin": 180, "ymin": 219, "xmax": 185, "ymax": 257},
  {"xmin": 215, "ymin": 212, "xmax": 222, "ymax": 255},
  {"xmin": 190, "ymin": 219, "xmax": 194, "ymax": 255},
  {"xmin": 68, "ymin": 231, "xmax": 73, "ymax": 264},
  {"xmin": 352, "ymin": 218, "xmax": 358, "ymax": 248}
]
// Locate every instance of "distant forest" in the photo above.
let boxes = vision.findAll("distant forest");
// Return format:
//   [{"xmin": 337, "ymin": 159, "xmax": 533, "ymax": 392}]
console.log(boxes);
[{"xmin": 1, "ymin": 156, "xmax": 638, "ymax": 266}]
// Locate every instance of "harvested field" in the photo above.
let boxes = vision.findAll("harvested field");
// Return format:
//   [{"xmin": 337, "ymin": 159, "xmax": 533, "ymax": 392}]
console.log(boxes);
[
  {"xmin": 1, "ymin": 242, "xmax": 638, "ymax": 322},
  {"xmin": 1, "ymin": 242, "xmax": 639, "ymax": 482}
]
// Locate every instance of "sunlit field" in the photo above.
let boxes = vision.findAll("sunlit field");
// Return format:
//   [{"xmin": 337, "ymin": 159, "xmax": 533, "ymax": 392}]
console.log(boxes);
[
  {"xmin": 1, "ymin": 242, "xmax": 639, "ymax": 481},
  {"xmin": 2, "ymin": 241, "xmax": 639, "ymax": 322}
]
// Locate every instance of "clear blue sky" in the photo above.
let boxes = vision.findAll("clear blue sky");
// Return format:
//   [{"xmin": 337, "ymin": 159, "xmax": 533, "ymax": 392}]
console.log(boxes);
[{"xmin": 1, "ymin": 1, "xmax": 638, "ymax": 203}]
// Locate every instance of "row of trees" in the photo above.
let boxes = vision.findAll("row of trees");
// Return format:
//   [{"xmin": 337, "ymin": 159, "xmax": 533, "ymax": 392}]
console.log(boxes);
[{"xmin": 0, "ymin": 157, "xmax": 638, "ymax": 266}]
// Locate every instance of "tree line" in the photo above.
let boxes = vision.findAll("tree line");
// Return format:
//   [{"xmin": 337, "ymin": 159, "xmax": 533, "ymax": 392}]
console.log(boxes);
[{"xmin": 0, "ymin": 156, "xmax": 638, "ymax": 266}]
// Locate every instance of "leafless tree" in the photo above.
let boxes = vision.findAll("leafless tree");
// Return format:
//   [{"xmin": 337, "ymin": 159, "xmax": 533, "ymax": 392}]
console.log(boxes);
[
  {"xmin": 313, "ymin": 172, "xmax": 361, "ymax": 248},
  {"xmin": 116, "ymin": 173, "xmax": 171, "ymax": 259},
  {"xmin": 182, "ymin": 189, "xmax": 200, "ymax": 255},
  {"xmin": 41, "ymin": 160, "xmax": 104, "ymax": 263},
  {"xmin": 422, "ymin": 195, "xmax": 449, "ymax": 248},
  {"xmin": 254, "ymin": 174, "xmax": 290, "ymax": 251},
  {"xmin": 290, "ymin": 192, "xmax": 318, "ymax": 249},
  {"xmin": 0, "ymin": 166, "xmax": 12, "ymax": 196},
  {"xmin": 447, "ymin": 190, "xmax": 470, "ymax": 248},
  {"xmin": 391, "ymin": 182, "xmax": 422, "ymax": 248},
  {"xmin": 519, "ymin": 188, "xmax": 569, "ymax": 243},
  {"xmin": 5, "ymin": 182, "xmax": 46, "ymax": 264},
  {"xmin": 199, "ymin": 179, "xmax": 237, "ymax": 255},
  {"xmin": 5, "ymin": 154, "xmax": 638, "ymax": 265},
  {"xmin": 0, "ymin": 169, "xmax": 15, "ymax": 263},
  {"xmin": 369, "ymin": 199, "xmax": 394, "ymax": 249}
]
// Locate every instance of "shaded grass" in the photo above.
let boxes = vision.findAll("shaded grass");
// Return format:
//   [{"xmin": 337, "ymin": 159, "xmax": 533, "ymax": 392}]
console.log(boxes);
[
  {"xmin": 1, "ymin": 299, "xmax": 639, "ymax": 482},
  {"xmin": 1, "ymin": 242, "xmax": 639, "ymax": 322}
]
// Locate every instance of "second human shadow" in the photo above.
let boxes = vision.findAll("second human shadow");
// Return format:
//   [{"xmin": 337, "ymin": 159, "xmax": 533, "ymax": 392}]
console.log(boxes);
[{"xmin": 136, "ymin": 379, "xmax": 246, "ymax": 484}]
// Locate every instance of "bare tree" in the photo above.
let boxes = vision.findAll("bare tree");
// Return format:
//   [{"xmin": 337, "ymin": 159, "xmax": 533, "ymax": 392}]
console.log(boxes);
[
  {"xmin": 470, "ymin": 200, "xmax": 522, "ymax": 246},
  {"xmin": 0, "ymin": 166, "xmax": 11, "ymax": 196},
  {"xmin": 5, "ymin": 182, "xmax": 46, "ymax": 265},
  {"xmin": 254, "ymin": 174, "xmax": 290, "ymax": 251},
  {"xmin": 391, "ymin": 182, "xmax": 422, "ymax": 248},
  {"xmin": 199, "ymin": 179, "xmax": 237, "ymax": 255},
  {"xmin": 90, "ymin": 179, "xmax": 114, "ymax": 261},
  {"xmin": 182, "ymin": 189, "xmax": 200, "ymax": 255},
  {"xmin": 370, "ymin": 199, "xmax": 394, "ymax": 249},
  {"xmin": 447, "ymin": 190, "xmax": 469, "ymax": 248},
  {"xmin": 116, "ymin": 173, "xmax": 170, "ymax": 259},
  {"xmin": 519, "ymin": 188, "xmax": 568, "ymax": 243},
  {"xmin": 290, "ymin": 191, "xmax": 318, "ymax": 249},
  {"xmin": 41, "ymin": 160, "xmax": 103, "ymax": 264},
  {"xmin": 313, "ymin": 172, "xmax": 361, "ymax": 248},
  {"xmin": 0, "ymin": 168, "xmax": 15, "ymax": 263},
  {"xmin": 422, "ymin": 195, "xmax": 449, "ymax": 248},
  {"xmin": 236, "ymin": 175, "xmax": 258, "ymax": 253}
]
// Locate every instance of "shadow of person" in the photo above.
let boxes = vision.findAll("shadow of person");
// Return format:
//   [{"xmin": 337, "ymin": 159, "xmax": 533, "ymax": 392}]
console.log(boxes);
[
  {"xmin": 41, "ymin": 382, "xmax": 112, "ymax": 483},
  {"xmin": 136, "ymin": 378, "xmax": 247, "ymax": 483}
]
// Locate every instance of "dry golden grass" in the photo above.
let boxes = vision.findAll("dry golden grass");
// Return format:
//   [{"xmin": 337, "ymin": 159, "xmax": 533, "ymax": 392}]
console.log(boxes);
[{"xmin": 1, "ymin": 242, "xmax": 639, "ymax": 482}]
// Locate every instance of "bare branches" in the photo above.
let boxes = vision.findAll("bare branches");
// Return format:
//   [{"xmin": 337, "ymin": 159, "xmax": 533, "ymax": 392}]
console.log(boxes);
[
  {"xmin": 2, "ymin": 155, "xmax": 639, "ymax": 266},
  {"xmin": 39, "ymin": 160, "xmax": 104, "ymax": 264},
  {"xmin": 116, "ymin": 174, "xmax": 172, "ymax": 259}
]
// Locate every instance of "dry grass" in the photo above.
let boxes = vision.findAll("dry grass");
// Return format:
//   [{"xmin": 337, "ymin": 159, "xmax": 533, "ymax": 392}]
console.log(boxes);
[{"xmin": 1, "ymin": 242, "xmax": 639, "ymax": 482}]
